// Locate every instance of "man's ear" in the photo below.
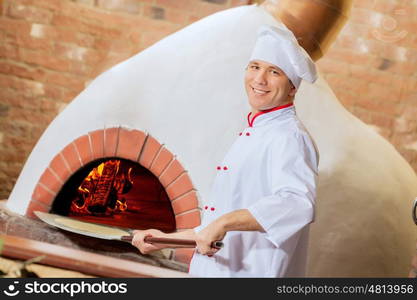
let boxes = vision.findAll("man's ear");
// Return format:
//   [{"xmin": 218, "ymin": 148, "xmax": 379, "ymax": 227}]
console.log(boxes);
[{"xmin": 288, "ymin": 83, "xmax": 297, "ymax": 97}]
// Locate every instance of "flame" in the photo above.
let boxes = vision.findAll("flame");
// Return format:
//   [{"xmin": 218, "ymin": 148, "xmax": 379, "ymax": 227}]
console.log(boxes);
[{"xmin": 70, "ymin": 160, "xmax": 133, "ymax": 216}]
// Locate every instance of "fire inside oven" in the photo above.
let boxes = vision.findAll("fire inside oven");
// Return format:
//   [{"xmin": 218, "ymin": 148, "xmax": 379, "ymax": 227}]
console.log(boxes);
[{"xmin": 51, "ymin": 158, "xmax": 176, "ymax": 232}]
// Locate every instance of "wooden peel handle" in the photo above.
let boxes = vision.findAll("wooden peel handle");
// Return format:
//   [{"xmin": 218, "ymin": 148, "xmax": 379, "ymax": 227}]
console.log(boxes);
[{"xmin": 121, "ymin": 235, "xmax": 223, "ymax": 249}]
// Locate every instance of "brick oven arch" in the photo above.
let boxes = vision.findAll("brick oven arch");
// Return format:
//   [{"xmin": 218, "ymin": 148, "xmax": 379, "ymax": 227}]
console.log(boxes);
[{"xmin": 27, "ymin": 126, "xmax": 200, "ymax": 264}]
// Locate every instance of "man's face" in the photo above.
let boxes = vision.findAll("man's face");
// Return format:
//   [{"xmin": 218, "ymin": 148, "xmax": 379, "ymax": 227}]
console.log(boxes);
[{"xmin": 244, "ymin": 60, "xmax": 296, "ymax": 113}]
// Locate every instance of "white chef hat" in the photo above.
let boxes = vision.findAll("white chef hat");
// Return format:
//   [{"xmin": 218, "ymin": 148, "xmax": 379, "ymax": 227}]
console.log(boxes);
[{"xmin": 249, "ymin": 25, "xmax": 317, "ymax": 89}]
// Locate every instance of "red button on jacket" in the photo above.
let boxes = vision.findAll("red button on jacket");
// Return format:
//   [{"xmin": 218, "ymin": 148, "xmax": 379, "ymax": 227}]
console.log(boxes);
[
  {"xmin": 210, "ymin": 207, "xmax": 215, "ymax": 211},
  {"xmin": 216, "ymin": 166, "xmax": 221, "ymax": 170},
  {"xmin": 223, "ymin": 166, "xmax": 228, "ymax": 170},
  {"xmin": 246, "ymin": 132, "xmax": 250, "ymax": 136}
]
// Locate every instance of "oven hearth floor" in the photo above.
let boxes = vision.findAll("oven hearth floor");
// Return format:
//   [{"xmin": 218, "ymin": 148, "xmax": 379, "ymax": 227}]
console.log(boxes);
[{"xmin": 0, "ymin": 201, "xmax": 188, "ymax": 274}]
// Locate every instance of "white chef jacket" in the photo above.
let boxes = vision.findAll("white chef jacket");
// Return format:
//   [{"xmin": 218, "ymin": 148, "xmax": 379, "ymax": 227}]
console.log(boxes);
[{"xmin": 188, "ymin": 103, "xmax": 319, "ymax": 277}]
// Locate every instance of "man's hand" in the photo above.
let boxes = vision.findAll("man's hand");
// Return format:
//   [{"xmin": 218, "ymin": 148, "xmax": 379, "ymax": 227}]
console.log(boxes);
[
  {"xmin": 194, "ymin": 209, "xmax": 264, "ymax": 256},
  {"xmin": 131, "ymin": 229, "xmax": 165, "ymax": 255},
  {"xmin": 195, "ymin": 220, "xmax": 226, "ymax": 256}
]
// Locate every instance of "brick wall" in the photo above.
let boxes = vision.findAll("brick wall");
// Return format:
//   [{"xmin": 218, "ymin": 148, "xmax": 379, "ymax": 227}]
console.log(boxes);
[
  {"xmin": 317, "ymin": 0, "xmax": 417, "ymax": 172},
  {"xmin": 0, "ymin": 0, "xmax": 416, "ymax": 199}
]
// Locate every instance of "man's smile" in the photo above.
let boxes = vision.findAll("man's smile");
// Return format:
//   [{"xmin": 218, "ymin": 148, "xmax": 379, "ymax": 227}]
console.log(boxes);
[{"xmin": 251, "ymin": 86, "xmax": 270, "ymax": 95}]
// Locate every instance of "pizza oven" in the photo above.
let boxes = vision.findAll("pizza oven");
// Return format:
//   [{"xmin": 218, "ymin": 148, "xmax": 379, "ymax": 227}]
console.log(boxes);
[
  {"xmin": 11, "ymin": 126, "xmax": 201, "ymax": 267},
  {"xmin": 27, "ymin": 127, "xmax": 199, "ymax": 230}
]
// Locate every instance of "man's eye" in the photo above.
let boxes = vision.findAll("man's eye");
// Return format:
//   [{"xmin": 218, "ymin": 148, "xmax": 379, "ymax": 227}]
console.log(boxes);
[
  {"xmin": 250, "ymin": 65, "xmax": 259, "ymax": 69},
  {"xmin": 271, "ymin": 70, "xmax": 280, "ymax": 75}
]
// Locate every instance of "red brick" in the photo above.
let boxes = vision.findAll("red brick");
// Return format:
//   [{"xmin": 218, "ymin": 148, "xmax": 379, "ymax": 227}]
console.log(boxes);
[
  {"xmin": 155, "ymin": 0, "xmax": 193, "ymax": 11},
  {"xmin": 402, "ymin": 100, "xmax": 417, "ymax": 119},
  {"xmin": 20, "ymin": 49, "xmax": 71, "ymax": 72},
  {"xmin": 71, "ymin": 2, "xmax": 133, "ymax": 25},
  {"xmin": 370, "ymin": 112, "xmax": 395, "ymax": 128},
  {"xmin": 57, "ymin": 29, "xmax": 95, "ymax": 48},
  {"xmin": 68, "ymin": 62, "xmax": 92, "ymax": 77},
  {"xmin": 403, "ymin": 77, "xmax": 417, "ymax": 93},
  {"xmin": 367, "ymin": 83, "xmax": 402, "ymax": 102},
  {"xmin": 0, "ymin": 73, "xmax": 24, "ymax": 90},
  {"xmin": 74, "ymin": 134, "xmax": 93, "ymax": 166},
  {"xmin": 334, "ymin": 89, "xmax": 357, "ymax": 107},
  {"xmin": 38, "ymin": 168, "xmax": 62, "ymax": 194},
  {"xmin": 165, "ymin": 173, "xmax": 194, "ymax": 200},
  {"xmin": 138, "ymin": 135, "xmax": 162, "ymax": 169},
  {"xmin": 25, "ymin": 199, "xmax": 51, "ymax": 219},
  {"xmin": 317, "ymin": 58, "xmax": 349, "ymax": 75},
  {"xmin": 171, "ymin": 191, "xmax": 199, "ymax": 215},
  {"xmin": 0, "ymin": 61, "xmax": 46, "ymax": 81},
  {"xmin": 18, "ymin": 0, "xmax": 63, "ymax": 11},
  {"xmin": 97, "ymin": 0, "xmax": 141, "ymax": 14},
  {"xmin": 352, "ymin": 107, "xmax": 373, "ymax": 124},
  {"xmin": 373, "ymin": 1, "xmax": 405, "ymax": 14},
  {"xmin": 74, "ymin": 0, "xmax": 95, "ymax": 6},
  {"xmin": 391, "ymin": 132, "xmax": 417, "ymax": 146},
  {"xmin": 104, "ymin": 127, "xmax": 120, "ymax": 157},
  {"xmin": 373, "ymin": 59, "xmax": 416, "ymax": 76},
  {"xmin": 7, "ymin": 2, "xmax": 53, "ymax": 24},
  {"xmin": 143, "ymin": 4, "xmax": 165, "ymax": 20},
  {"xmin": 43, "ymin": 84, "xmax": 64, "ymax": 101},
  {"xmin": 175, "ymin": 209, "xmax": 201, "ymax": 229},
  {"xmin": 0, "ymin": 43, "xmax": 19, "ymax": 60},
  {"xmin": 230, "ymin": 0, "xmax": 249, "ymax": 6},
  {"xmin": 159, "ymin": 159, "xmax": 185, "ymax": 187},
  {"xmin": 353, "ymin": 0, "xmax": 377, "ymax": 10},
  {"xmin": 62, "ymin": 143, "xmax": 82, "ymax": 173},
  {"xmin": 31, "ymin": 183, "xmax": 56, "ymax": 206},
  {"xmin": 116, "ymin": 128, "xmax": 146, "ymax": 162},
  {"xmin": 194, "ymin": 1, "xmax": 227, "ymax": 17},
  {"xmin": 43, "ymin": 70, "xmax": 86, "ymax": 91},
  {"xmin": 9, "ymin": 34, "xmax": 53, "ymax": 51},
  {"xmin": 164, "ymin": 8, "xmax": 188, "ymax": 25},
  {"xmin": 89, "ymin": 129, "xmax": 104, "ymax": 160},
  {"xmin": 52, "ymin": 14, "xmax": 122, "ymax": 38},
  {"xmin": 350, "ymin": 7, "xmax": 381, "ymax": 27},
  {"xmin": 149, "ymin": 147, "xmax": 174, "ymax": 177},
  {"xmin": 326, "ymin": 48, "xmax": 378, "ymax": 66},
  {"xmin": 49, "ymin": 153, "xmax": 71, "ymax": 182},
  {"xmin": 355, "ymin": 97, "xmax": 401, "ymax": 116},
  {"xmin": 187, "ymin": 14, "xmax": 202, "ymax": 24},
  {"xmin": 61, "ymin": 83, "xmax": 84, "ymax": 101},
  {"xmin": 93, "ymin": 38, "xmax": 130, "ymax": 52},
  {"xmin": 398, "ymin": 149, "xmax": 417, "ymax": 163},
  {"xmin": 0, "ymin": 148, "xmax": 29, "ymax": 162},
  {"xmin": 0, "ymin": 18, "xmax": 31, "ymax": 36},
  {"xmin": 0, "ymin": 161, "xmax": 25, "ymax": 179}
]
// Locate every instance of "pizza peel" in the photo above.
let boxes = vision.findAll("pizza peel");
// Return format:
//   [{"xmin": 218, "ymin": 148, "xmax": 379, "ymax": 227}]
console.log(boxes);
[{"xmin": 34, "ymin": 211, "xmax": 223, "ymax": 248}]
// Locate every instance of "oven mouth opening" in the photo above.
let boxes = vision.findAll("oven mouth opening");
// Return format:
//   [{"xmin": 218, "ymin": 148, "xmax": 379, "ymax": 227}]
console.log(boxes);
[{"xmin": 51, "ymin": 157, "xmax": 176, "ymax": 233}]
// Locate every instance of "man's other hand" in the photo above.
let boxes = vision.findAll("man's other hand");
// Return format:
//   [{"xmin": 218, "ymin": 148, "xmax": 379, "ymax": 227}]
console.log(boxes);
[
  {"xmin": 195, "ymin": 220, "xmax": 225, "ymax": 256},
  {"xmin": 131, "ymin": 229, "xmax": 165, "ymax": 254}
]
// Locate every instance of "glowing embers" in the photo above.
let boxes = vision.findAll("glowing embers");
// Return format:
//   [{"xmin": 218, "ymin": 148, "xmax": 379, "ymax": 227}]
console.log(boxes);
[
  {"xmin": 53, "ymin": 158, "xmax": 176, "ymax": 232},
  {"xmin": 71, "ymin": 160, "xmax": 132, "ymax": 216}
]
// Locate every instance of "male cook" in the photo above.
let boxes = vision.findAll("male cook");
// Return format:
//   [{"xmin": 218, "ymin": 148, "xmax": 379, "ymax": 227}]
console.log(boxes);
[{"xmin": 132, "ymin": 24, "xmax": 319, "ymax": 277}]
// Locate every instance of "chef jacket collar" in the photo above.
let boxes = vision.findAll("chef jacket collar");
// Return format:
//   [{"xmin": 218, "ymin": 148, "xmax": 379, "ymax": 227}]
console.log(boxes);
[{"xmin": 247, "ymin": 103, "xmax": 294, "ymax": 127}]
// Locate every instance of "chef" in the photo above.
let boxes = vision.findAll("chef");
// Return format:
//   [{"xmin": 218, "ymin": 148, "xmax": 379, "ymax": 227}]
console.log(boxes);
[{"xmin": 132, "ymin": 24, "xmax": 319, "ymax": 277}]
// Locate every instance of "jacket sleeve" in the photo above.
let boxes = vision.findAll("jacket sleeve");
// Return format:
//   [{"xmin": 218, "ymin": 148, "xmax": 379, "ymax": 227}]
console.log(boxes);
[{"xmin": 247, "ymin": 131, "xmax": 318, "ymax": 248}]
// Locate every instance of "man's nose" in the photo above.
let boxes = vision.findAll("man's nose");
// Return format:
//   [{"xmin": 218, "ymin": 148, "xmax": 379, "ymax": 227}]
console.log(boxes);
[{"xmin": 254, "ymin": 70, "xmax": 267, "ymax": 85}]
